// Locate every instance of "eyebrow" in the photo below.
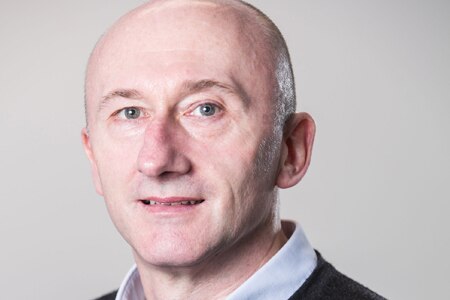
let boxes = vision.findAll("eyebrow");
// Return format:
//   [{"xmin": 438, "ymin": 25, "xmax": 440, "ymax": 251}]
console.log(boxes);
[
  {"xmin": 181, "ymin": 79, "xmax": 250, "ymax": 107},
  {"xmin": 103, "ymin": 89, "xmax": 143, "ymax": 100},
  {"xmin": 98, "ymin": 89, "xmax": 144, "ymax": 113},
  {"xmin": 182, "ymin": 79, "xmax": 233, "ymax": 95},
  {"xmin": 98, "ymin": 79, "xmax": 249, "ymax": 113}
]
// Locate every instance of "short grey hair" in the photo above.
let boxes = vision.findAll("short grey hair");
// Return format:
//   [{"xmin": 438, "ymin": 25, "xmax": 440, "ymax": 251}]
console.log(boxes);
[{"xmin": 237, "ymin": 1, "xmax": 297, "ymax": 131}]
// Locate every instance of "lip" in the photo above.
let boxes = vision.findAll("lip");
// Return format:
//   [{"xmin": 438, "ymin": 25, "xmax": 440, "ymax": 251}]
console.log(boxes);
[{"xmin": 138, "ymin": 196, "xmax": 205, "ymax": 213}]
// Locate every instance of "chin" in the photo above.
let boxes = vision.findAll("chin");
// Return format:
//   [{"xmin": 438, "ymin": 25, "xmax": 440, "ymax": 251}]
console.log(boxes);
[
  {"xmin": 130, "ymin": 231, "xmax": 220, "ymax": 269},
  {"xmin": 133, "ymin": 245, "xmax": 212, "ymax": 269}
]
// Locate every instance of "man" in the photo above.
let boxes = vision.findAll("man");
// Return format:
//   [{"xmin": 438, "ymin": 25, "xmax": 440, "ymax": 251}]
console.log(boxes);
[{"xmin": 82, "ymin": 0, "xmax": 385, "ymax": 299}]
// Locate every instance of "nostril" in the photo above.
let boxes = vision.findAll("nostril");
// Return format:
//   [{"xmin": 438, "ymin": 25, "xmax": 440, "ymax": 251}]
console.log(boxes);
[
  {"xmin": 158, "ymin": 168, "xmax": 191, "ymax": 180},
  {"xmin": 159, "ymin": 171, "xmax": 173, "ymax": 179}
]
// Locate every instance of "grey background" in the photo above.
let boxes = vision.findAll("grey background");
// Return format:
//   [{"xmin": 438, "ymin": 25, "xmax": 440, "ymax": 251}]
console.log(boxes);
[{"xmin": 1, "ymin": 1, "xmax": 449, "ymax": 299}]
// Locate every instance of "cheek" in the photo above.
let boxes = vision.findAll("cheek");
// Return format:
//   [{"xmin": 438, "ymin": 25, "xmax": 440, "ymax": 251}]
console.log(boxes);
[
  {"xmin": 195, "ymin": 133, "xmax": 269, "ymax": 211},
  {"xmin": 190, "ymin": 115, "xmax": 276, "ymax": 194},
  {"xmin": 92, "ymin": 133, "xmax": 143, "ymax": 194}
]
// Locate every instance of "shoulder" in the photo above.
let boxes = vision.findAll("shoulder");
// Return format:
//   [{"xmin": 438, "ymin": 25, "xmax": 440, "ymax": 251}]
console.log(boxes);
[
  {"xmin": 92, "ymin": 290, "xmax": 118, "ymax": 300},
  {"xmin": 289, "ymin": 252, "xmax": 386, "ymax": 300}
]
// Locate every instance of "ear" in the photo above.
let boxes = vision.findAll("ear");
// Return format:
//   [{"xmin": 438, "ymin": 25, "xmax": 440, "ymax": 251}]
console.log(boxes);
[
  {"xmin": 276, "ymin": 112, "xmax": 316, "ymax": 189},
  {"xmin": 81, "ymin": 128, "xmax": 104, "ymax": 196}
]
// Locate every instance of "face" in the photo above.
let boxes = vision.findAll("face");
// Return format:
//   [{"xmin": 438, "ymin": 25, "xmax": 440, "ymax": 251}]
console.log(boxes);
[{"xmin": 83, "ymin": 1, "xmax": 283, "ymax": 268}]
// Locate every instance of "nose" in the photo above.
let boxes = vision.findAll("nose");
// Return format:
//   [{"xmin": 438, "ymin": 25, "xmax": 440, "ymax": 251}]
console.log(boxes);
[{"xmin": 137, "ymin": 120, "xmax": 191, "ymax": 178}]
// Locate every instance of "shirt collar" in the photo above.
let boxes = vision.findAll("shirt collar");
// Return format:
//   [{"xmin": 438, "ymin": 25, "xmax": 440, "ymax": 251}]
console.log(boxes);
[
  {"xmin": 115, "ymin": 221, "xmax": 317, "ymax": 300},
  {"xmin": 115, "ymin": 264, "xmax": 145, "ymax": 300},
  {"xmin": 226, "ymin": 221, "xmax": 317, "ymax": 300}
]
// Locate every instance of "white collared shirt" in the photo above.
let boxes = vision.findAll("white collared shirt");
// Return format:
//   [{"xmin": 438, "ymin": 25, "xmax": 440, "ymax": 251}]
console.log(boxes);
[{"xmin": 115, "ymin": 221, "xmax": 317, "ymax": 300}]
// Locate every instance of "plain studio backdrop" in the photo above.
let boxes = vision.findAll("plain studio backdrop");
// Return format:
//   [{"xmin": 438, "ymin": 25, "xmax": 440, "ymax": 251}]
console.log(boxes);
[{"xmin": 1, "ymin": 1, "xmax": 449, "ymax": 299}]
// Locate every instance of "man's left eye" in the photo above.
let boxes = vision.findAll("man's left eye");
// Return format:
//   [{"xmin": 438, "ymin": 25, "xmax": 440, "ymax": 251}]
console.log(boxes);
[{"xmin": 191, "ymin": 103, "xmax": 218, "ymax": 117}]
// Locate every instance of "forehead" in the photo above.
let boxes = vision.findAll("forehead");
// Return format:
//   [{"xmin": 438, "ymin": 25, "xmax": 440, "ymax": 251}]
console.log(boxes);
[{"xmin": 86, "ymin": 0, "xmax": 275, "ymax": 109}]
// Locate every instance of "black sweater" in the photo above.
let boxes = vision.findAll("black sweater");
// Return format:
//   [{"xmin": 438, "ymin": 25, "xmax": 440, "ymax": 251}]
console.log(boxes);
[
  {"xmin": 288, "ymin": 252, "xmax": 385, "ymax": 299},
  {"xmin": 94, "ymin": 252, "xmax": 385, "ymax": 300}
]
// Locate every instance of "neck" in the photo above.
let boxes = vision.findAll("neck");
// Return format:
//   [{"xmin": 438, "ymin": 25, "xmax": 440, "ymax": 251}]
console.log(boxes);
[{"xmin": 134, "ymin": 221, "xmax": 288, "ymax": 300}]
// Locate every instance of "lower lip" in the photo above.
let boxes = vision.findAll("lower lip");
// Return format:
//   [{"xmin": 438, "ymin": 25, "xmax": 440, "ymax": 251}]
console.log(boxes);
[{"xmin": 137, "ymin": 200, "xmax": 205, "ymax": 214}]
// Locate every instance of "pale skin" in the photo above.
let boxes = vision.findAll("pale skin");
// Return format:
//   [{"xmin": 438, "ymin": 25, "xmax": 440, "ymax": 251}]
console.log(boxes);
[{"xmin": 82, "ymin": 0, "xmax": 315, "ymax": 299}]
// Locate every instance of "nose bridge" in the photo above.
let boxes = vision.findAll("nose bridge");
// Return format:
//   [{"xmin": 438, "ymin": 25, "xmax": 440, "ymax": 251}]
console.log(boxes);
[
  {"xmin": 145, "ymin": 118, "xmax": 171, "ymax": 147},
  {"xmin": 137, "ymin": 116, "xmax": 190, "ymax": 177}
]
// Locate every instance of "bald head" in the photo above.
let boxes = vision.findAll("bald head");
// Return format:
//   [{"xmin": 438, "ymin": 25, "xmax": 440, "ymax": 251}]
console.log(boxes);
[{"xmin": 85, "ymin": 0, "xmax": 295, "ymax": 131}]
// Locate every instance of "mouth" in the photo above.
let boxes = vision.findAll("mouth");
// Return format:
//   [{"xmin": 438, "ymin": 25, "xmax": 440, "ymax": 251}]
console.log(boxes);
[{"xmin": 139, "ymin": 199, "xmax": 205, "ymax": 206}]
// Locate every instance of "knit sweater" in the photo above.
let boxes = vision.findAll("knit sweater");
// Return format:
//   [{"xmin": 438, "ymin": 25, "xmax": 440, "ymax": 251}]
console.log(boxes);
[{"xmin": 94, "ymin": 253, "xmax": 385, "ymax": 300}]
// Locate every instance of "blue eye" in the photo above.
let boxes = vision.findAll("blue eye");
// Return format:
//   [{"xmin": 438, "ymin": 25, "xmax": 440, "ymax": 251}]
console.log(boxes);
[
  {"xmin": 193, "ymin": 103, "xmax": 217, "ymax": 117},
  {"xmin": 121, "ymin": 107, "xmax": 141, "ymax": 119}
]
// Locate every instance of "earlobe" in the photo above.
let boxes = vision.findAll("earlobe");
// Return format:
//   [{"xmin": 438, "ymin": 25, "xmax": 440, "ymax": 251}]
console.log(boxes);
[
  {"xmin": 81, "ymin": 128, "xmax": 104, "ymax": 196},
  {"xmin": 276, "ymin": 113, "xmax": 316, "ymax": 189}
]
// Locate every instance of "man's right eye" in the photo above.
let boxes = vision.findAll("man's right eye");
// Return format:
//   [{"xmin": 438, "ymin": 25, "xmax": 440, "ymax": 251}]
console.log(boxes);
[{"xmin": 117, "ymin": 107, "xmax": 141, "ymax": 119}]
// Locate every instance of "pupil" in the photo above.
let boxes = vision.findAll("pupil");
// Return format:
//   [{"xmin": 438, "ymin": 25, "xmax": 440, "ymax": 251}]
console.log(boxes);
[
  {"xmin": 126, "ymin": 108, "xmax": 140, "ymax": 119},
  {"xmin": 201, "ymin": 104, "xmax": 215, "ymax": 116}
]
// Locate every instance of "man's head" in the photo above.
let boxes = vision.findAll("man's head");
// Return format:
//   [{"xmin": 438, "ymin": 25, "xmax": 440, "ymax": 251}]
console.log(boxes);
[{"xmin": 82, "ymin": 0, "xmax": 315, "ymax": 269}]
